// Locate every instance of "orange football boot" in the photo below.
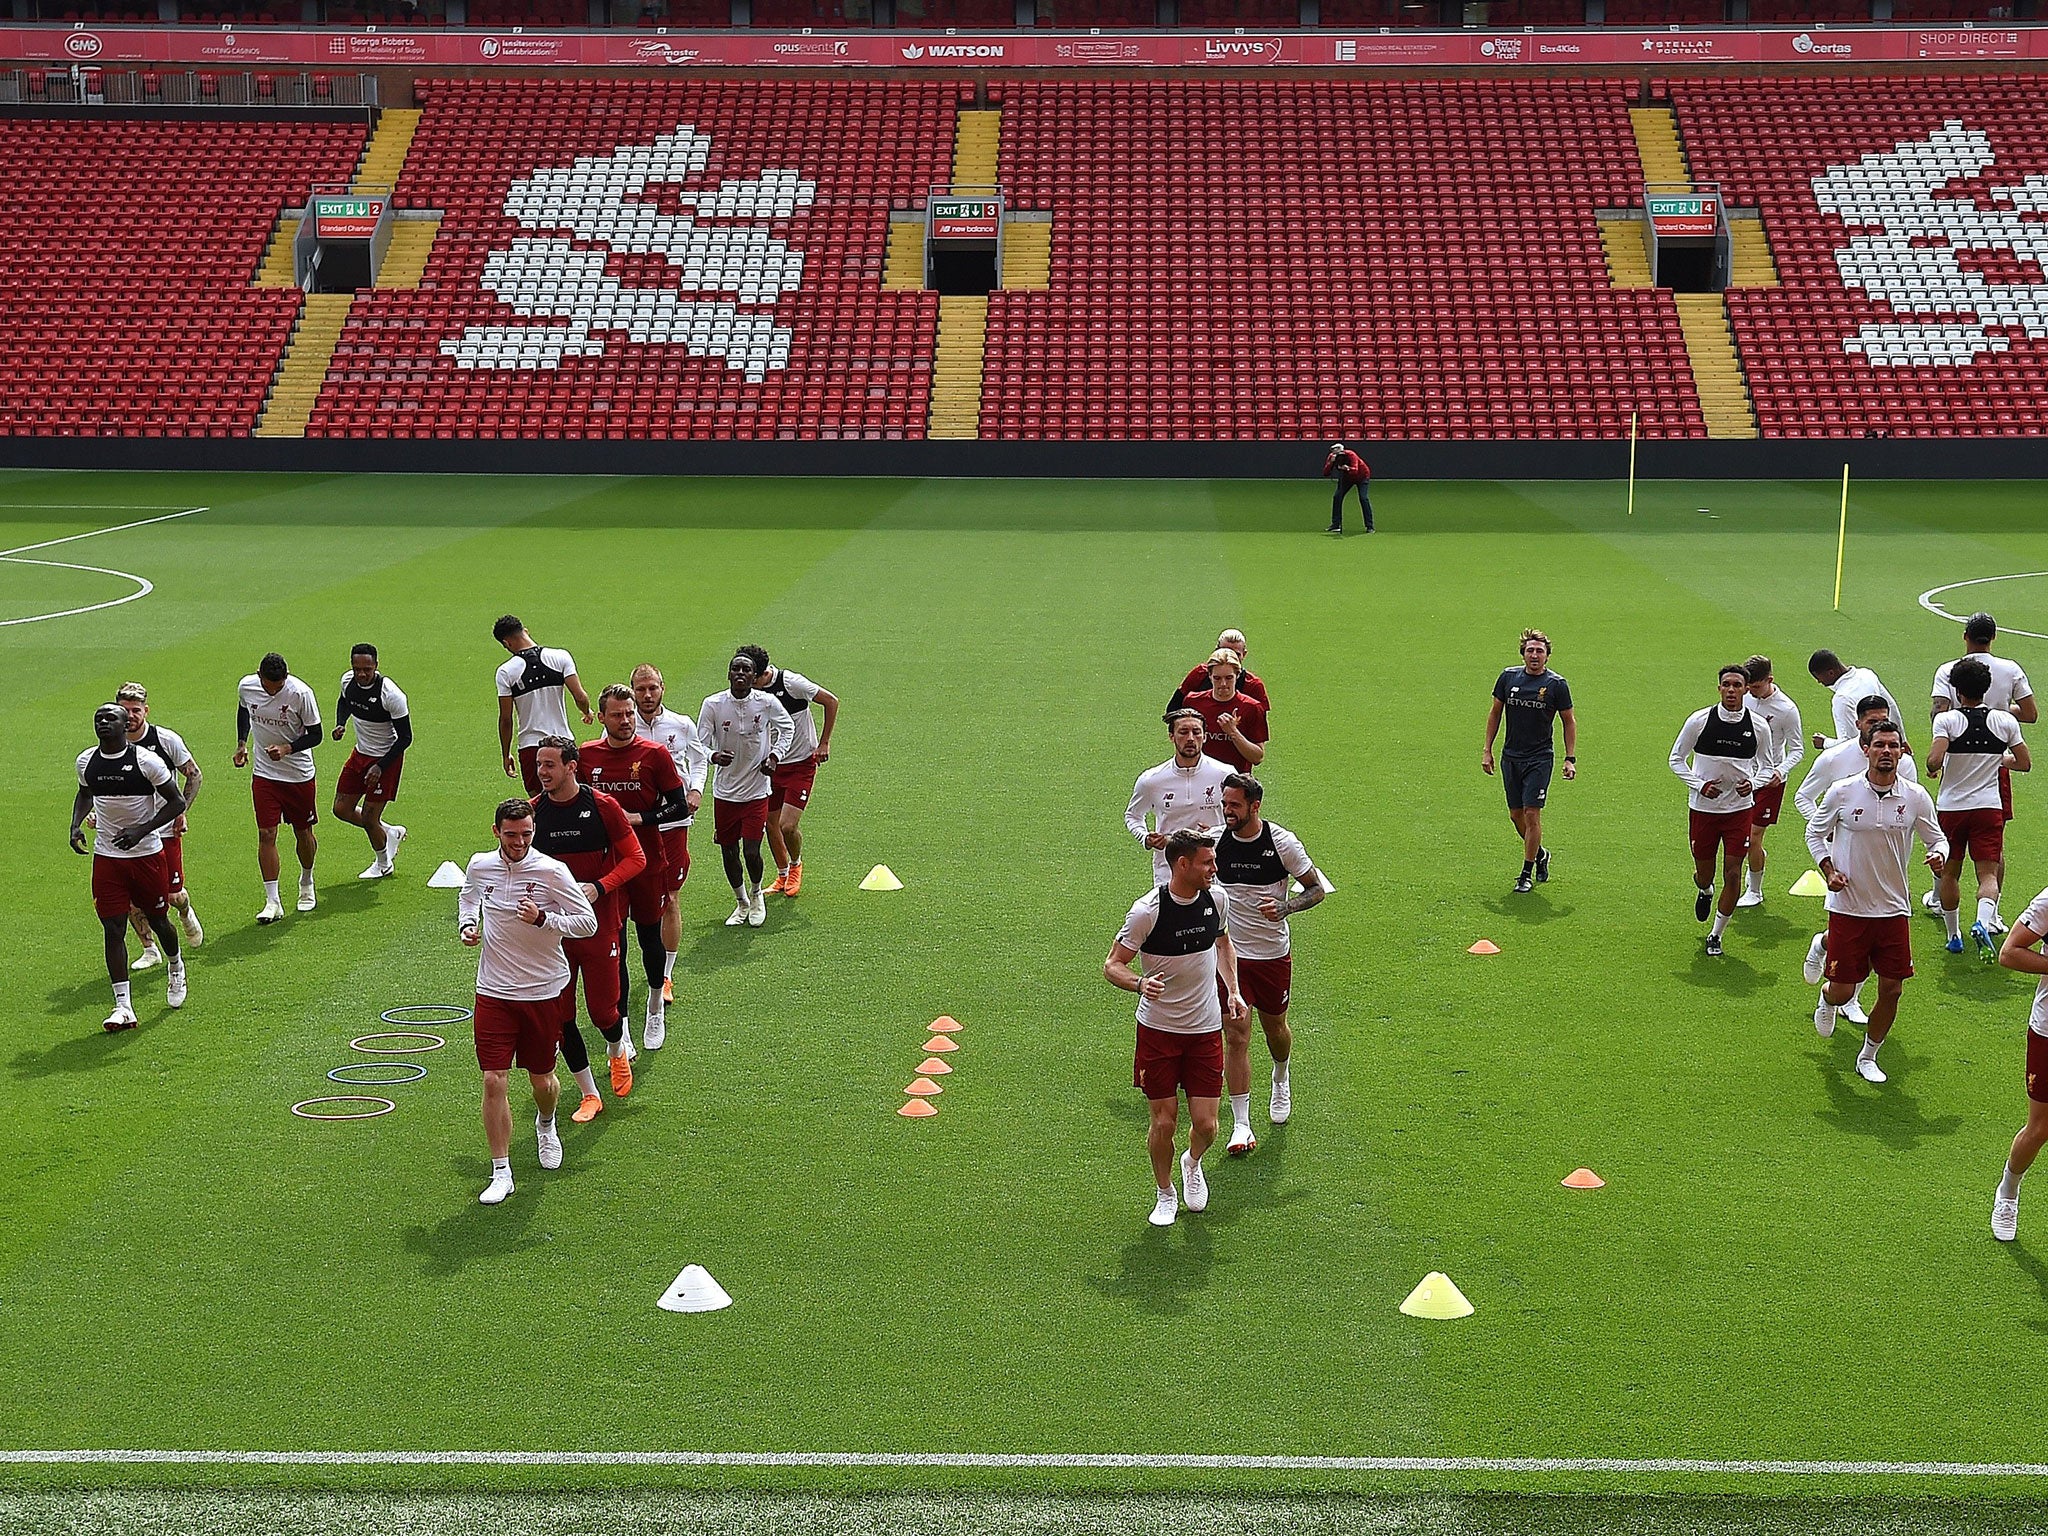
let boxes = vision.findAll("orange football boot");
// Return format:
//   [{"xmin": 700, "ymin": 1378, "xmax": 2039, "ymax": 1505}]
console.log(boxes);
[
  {"xmin": 767, "ymin": 870, "xmax": 789, "ymax": 894},
  {"xmin": 783, "ymin": 862, "xmax": 803, "ymax": 897},
  {"xmin": 609, "ymin": 1051, "xmax": 633, "ymax": 1096},
  {"xmin": 571, "ymin": 1093, "xmax": 603, "ymax": 1124}
]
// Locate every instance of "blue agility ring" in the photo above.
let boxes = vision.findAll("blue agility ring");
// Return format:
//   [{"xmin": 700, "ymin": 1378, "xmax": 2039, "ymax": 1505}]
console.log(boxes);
[
  {"xmin": 291, "ymin": 1096, "xmax": 395, "ymax": 1121},
  {"xmin": 328, "ymin": 1062, "xmax": 428, "ymax": 1086},
  {"xmin": 351, "ymin": 1031, "xmax": 447, "ymax": 1054},
  {"xmin": 378, "ymin": 1004, "xmax": 472, "ymax": 1027}
]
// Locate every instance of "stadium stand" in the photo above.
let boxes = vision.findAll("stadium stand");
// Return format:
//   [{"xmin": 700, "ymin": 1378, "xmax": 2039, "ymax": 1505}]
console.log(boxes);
[
  {"xmin": 0, "ymin": 117, "xmax": 365, "ymax": 437},
  {"xmin": 980, "ymin": 78, "xmax": 1705, "ymax": 440},
  {"xmin": 1676, "ymin": 75, "xmax": 2048, "ymax": 438},
  {"xmin": 307, "ymin": 80, "xmax": 948, "ymax": 440},
  {"xmin": 895, "ymin": 0, "xmax": 1017, "ymax": 27}
]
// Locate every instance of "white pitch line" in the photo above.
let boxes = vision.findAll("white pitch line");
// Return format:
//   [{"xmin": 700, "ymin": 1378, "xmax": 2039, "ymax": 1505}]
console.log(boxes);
[
  {"xmin": 0, "ymin": 507, "xmax": 206, "ymax": 627},
  {"xmin": 2, "ymin": 1450, "xmax": 2047, "ymax": 1477},
  {"xmin": 0, "ymin": 506, "xmax": 206, "ymax": 560},
  {"xmin": 1918, "ymin": 572, "xmax": 2048, "ymax": 642}
]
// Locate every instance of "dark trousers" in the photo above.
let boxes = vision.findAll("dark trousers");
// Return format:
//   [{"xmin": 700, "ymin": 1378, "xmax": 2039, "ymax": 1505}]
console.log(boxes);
[{"xmin": 1331, "ymin": 479, "xmax": 1373, "ymax": 530}]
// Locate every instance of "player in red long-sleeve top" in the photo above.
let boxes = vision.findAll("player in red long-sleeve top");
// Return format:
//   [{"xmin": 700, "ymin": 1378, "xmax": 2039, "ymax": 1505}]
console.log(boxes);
[
  {"xmin": 531, "ymin": 735, "xmax": 645, "ymax": 1120},
  {"xmin": 1323, "ymin": 443, "xmax": 1373, "ymax": 534}
]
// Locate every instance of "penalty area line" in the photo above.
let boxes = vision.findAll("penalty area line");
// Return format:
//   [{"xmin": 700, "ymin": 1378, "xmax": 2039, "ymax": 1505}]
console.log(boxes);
[
  {"xmin": 1919, "ymin": 572, "xmax": 2048, "ymax": 642},
  {"xmin": 0, "ymin": 507, "xmax": 207, "ymax": 628},
  {"xmin": 3, "ymin": 1451, "xmax": 2048, "ymax": 1478},
  {"xmin": 0, "ymin": 506, "xmax": 207, "ymax": 560}
]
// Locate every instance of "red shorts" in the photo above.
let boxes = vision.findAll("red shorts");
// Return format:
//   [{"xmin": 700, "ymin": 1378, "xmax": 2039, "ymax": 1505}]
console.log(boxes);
[
  {"xmin": 1939, "ymin": 806, "xmax": 2006, "ymax": 865},
  {"xmin": 769, "ymin": 754, "xmax": 818, "ymax": 812},
  {"xmin": 713, "ymin": 795, "xmax": 769, "ymax": 846},
  {"xmin": 1238, "ymin": 954, "xmax": 1293, "ymax": 1016},
  {"xmin": 92, "ymin": 851, "xmax": 168, "ymax": 920},
  {"xmin": 559, "ymin": 931, "xmax": 623, "ymax": 1029},
  {"xmin": 1824, "ymin": 912, "xmax": 1915, "ymax": 985},
  {"xmin": 253, "ymin": 775, "xmax": 317, "ymax": 830},
  {"xmin": 517, "ymin": 745, "xmax": 542, "ymax": 797},
  {"xmin": 2003, "ymin": 764, "xmax": 2015, "ymax": 824},
  {"xmin": 2029, "ymin": 1029, "xmax": 2048, "ymax": 1104},
  {"xmin": 1751, "ymin": 781, "xmax": 1787, "ymax": 829},
  {"xmin": 163, "ymin": 832, "xmax": 184, "ymax": 893},
  {"xmin": 473, "ymin": 993, "xmax": 561, "ymax": 1073},
  {"xmin": 338, "ymin": 749, "xmax": 403, "ymax": 802},
  {"xmin": 660, "ymin": 826, "xmax": 691, "ymax": 892},
  {"xmin": 1689, "ymin": 806, "xmax": 1754, "ymax": 862},
  {"xmin": 619, "ymin": 849, "xmax": 670, "ymax": 925},
  {"xmin": 1133, "ymin": 1023, "xmax": 1224, "ymax": 1101}
]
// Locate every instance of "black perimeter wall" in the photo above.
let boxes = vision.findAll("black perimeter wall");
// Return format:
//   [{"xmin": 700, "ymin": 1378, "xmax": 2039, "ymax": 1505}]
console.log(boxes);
[{"xmin": 2, "ymin": 437, "xmax": 2046, "ymax": 480}]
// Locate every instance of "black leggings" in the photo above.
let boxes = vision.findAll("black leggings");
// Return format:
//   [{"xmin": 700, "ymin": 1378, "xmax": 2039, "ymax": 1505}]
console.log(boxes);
[{"xmin": 616, "ymin": 919, "xmax": 666, "ymax": 1014}]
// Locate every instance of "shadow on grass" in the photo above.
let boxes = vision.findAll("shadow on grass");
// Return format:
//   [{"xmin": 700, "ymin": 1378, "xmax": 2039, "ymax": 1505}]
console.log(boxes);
[
  {"xmin": 1812, "ymin": 1047, "xmax": 1963, "ymax": 1150},
  {"xmin": 10, "ymin": 1017, "xmax": 155, "ymax": 1079},
  {"xmin": 1477, "ymin": 894, "xmax": 1574, "ymax": 925},
  {"xmin": 2001, "ymin": 1238, "xmax": 2048, "ymax": 1335},
  {"xmin": 400, "ymin": 1161, "xmax": 549, "ymax": 1276},
  {"xmin": 1675, "ymin": 946, "xmax": 1784, "ymax": 997},
  {"xmin": 1083, "ymin": 1104, "xmax": 1312, "ymax": 1318}
]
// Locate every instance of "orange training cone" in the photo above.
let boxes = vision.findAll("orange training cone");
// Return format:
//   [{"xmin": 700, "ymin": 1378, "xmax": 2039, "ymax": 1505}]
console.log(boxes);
[
  {"xmin": 923, "ymin": 1035, "xmax": 959, "ymax": 1053},
  {"xmin": 1562, "ymin": 1167, "xmax": 1606, "ymax": 1190},
  {"xmin": 928, "ymin": 1016, "xmax": 963, "ymax": 1034},
  {"xmin": 905, "ymin": 1077, "xmax": 943, "ymax": 1097},
  {"xmin": 917, "ymin": 1057, "xmax": 953, "ymax": 1076},
  {"xmin": 897, "ymin": 1099, "xmax": 938, "ymax": 1118},
  {"xmin": 1468, "ymin": 939, "xmax": 1501, "ymax": 956}
]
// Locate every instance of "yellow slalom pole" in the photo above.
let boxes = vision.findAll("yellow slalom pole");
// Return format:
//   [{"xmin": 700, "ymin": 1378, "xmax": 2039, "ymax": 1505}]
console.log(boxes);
[
  {"xmin": 1833, "ymin": 462, "xmax": 1849, "ymax": 612},
  {"xmin": 1627, "ymin": 409, "xmax": 1638, "ymax": 517}
]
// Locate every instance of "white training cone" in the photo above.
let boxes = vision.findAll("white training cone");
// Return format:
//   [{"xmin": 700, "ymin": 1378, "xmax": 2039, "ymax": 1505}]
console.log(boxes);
[
  {"xmin": 657, "ymin": 1264, "xmax": 733, "ymax": 1314},
  {"xmin": 427, "ymin": 860, "xmax": 465, "ymax": 889}
]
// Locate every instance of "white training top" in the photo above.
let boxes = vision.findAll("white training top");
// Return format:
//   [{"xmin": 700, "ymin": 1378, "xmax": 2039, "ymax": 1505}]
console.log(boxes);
[
  {"xmin": 340, "ymin": 673, "xmax": 410, "ymax": 758},
  {"xmin": 1933, "ymin": 654, "xmax": 2033, "ymax": 713},
  {"xmin": 636, "ymin": 704, "xmax": 710, "ymax": 827},
  {"xmin": 1126, "ymin": 755, "xmax": 1233, "ymax": 882},
  {"xmin": 1115, "ymin": 883, "xmax": 1228, "ymax": 1036},
  {"xmin": 1670, "ymin": 704, "xmax": 1781, "ymax": 814},
  {"xmin": 760, "ymin": 666, "xmax": 824, "ymax": 762},
  {"xmin": 1796, "ymin": 735, "xmax": 1918, "ymax": 821},
  {"xmin": 1931, "ymin": 707, "xmax": 2024, "ymax": 812},
  {"xmin": 1745, "ymin": 686, "xmax": 1806, "ymax": 784},
  {"xmin": 1213, "ymin": 820, "xmax": 1316, "ymax": 962},
  {"xmin": 698, "ymin": 689, "xmax": 796, "ymax": 804},
  {"xmin": 2019, "ymin": 887, "xmax": 2048, "ymax": 1038},
  {"xmin": 495, "ymin": 646, "xmax": 578, "ymax": 748},
  {"xmin": 77, "ymin": 744, "xmax": 172, "ymax": 858},
  {"xmin": 1804, "ymin": 774, "xmax": 1945, "ymax": 919},
  {"xmin": 1828, "ymin": 666, "xmax": 1901, "ymax": 746},
  {"xmin": 458, "ymin": 846, "xmax": 599, "ymax": 1003},
  {"xmin": 136, "ymin": 724, "xmax": 192, "ymax": 771},
  {"xmin": 238, "ymin": 675, "xmax": 321, "ymax": 783}
]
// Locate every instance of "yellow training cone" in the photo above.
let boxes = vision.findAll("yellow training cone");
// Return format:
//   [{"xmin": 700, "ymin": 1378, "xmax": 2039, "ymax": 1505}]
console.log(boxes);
[
  {"xmin": 1789, "ymin": 868, "xmax": 1829, "ymax": 897},
  {"xmin": 861, "ymin": 865, "xmax": 905, "ymax": 891},
  {"xmin": 1399, "ymin": 1272, "xmax": 1474, "ymax": 1320}
]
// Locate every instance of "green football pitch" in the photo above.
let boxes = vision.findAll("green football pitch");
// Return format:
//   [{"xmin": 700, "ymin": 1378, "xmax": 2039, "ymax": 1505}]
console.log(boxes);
[{"xmin": 7, "ymin": 469, "xmax": 2048, "ymax": 1531}]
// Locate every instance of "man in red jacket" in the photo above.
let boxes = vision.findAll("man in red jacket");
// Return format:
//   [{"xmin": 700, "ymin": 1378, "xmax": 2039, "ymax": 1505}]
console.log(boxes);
[{"xmin": 1323, "ymin": 442, "xmax": 1373, "ymax": 534}]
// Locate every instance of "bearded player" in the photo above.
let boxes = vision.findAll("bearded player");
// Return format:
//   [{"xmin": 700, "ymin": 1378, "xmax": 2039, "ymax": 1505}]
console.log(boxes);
[
  {"xmin": 114, "ymin": 682, "xmax": 203, "ymax": 965},
  {"xmin": 630, "ymin": 663, "xmax": 707, "ymax": 1008},
  {"xmin": 578, "ymin": 685, "xmax": 687, "ymax": 1045},
  {"xmin": 73, "ymin": 703, "xmax": 188, "ymax": 1031},
  {"xmin": 331, "ymin": 643, "xmax": 412, "ymax": 880},
  {"xmin": 531, "ymin": 736, "xmax": 645, "ymax": 1119},
  {"xmin": 1215, "ymin": 773, "xmax": 1327, "ymax": 1152}
]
